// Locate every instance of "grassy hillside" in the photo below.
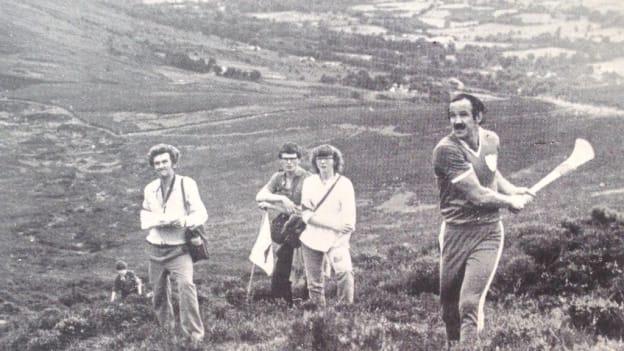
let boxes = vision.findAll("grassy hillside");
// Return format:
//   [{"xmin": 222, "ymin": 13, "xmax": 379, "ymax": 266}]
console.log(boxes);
[{"xmin": 1, "ymin": 0, "xmax": 624, "ymax": 350}]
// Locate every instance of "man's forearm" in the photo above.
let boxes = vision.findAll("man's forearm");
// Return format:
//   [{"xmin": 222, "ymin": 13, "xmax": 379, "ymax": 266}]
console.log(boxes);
[
  {"xmin": 256, "ymin": 188, "xmax": 287, "ymax": 204},
  {"xmin": 305, "ymin": 213, "xmax": 341, "ymax": 232},
  {"xmin": 496, "ymin": 171, "xmax": 520, "ymax": 195},
  {"xmin": 469, "ymin": 187, "xmax": 514, "ymax": 209}
]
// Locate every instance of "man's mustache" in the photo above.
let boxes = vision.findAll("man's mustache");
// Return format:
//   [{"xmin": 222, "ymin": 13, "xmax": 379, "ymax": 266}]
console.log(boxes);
[{"xmin": 453, "ymin": 123, "xmax": 466, "ymax": 130}]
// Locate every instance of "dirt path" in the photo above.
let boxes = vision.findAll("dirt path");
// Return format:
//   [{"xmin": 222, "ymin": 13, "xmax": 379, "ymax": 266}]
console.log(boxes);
[
  {"xmin": 536, "ymin": 96, "xmax": 624, "ymax": 118},
  {"xmin": 122, "ymin": 102, "xmax": 368, "ymax": 136},
  {"xmin": 0, "ymin": 97, "xmax": 122, "ymax": 137}
]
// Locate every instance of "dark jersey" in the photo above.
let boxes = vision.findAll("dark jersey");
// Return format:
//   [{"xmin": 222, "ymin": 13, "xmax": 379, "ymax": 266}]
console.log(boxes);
[
  {"xmin": 114, "ymin": 270, "xmax": 140, "ymax": 298},
  {"xmin": 433, "ymin": 128, "xmax": 501, "ymax": 225},
  {"xmin": 266, "ymin": 167, "xmax": 310, "ymax": 206}
]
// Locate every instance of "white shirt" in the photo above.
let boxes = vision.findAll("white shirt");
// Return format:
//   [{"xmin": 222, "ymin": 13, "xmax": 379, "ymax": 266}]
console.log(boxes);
[
  {"xmin": 140, "ymin": 175, "xmax": 208, "ymax": 245},
  {"xmin": 299, "ymin": 174, "xmax": 356, "ymax": 252}
]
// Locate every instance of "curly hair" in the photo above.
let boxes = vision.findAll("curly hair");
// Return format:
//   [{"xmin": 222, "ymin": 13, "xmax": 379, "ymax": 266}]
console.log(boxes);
[
  {"xmin": 147, "ymin": 144, "xmax": 181, "ymax": 167},
  {"xmin": 310, "ymin": 144, "xmax": 344, "ymax": 174}
]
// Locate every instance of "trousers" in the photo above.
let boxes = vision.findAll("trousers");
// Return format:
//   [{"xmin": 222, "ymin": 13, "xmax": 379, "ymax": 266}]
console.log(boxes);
[
  {"xmin": 439, "ymin": 221, "xmax": 503, "ymax": 345},
  {"xmin": 148, "ymin": 245, "xmax": 204, "ymax": 341},
  {"xmin": 301, "ymin": 243, "xmax": 354, "ymax": 306},
  {"xmin": 272, "ymin": 243, "xmax": 295, "ymax": 304}
]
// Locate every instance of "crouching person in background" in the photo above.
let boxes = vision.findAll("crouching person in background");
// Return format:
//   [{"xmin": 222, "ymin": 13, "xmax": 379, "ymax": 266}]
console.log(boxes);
[
  {"xmin": 299, "ymin": 144, "xmax": 356, "ymax": 306},
  {"xmin": 256, "ymin": 142, "xmax": 310, "ymax": 306},
  {"xmin": 140, "ymin": 144, "xmax": 207, "ymax": 345},
  {"xmin": 110, "ymin": 260, "xmax": 142, "ymax": 302}
]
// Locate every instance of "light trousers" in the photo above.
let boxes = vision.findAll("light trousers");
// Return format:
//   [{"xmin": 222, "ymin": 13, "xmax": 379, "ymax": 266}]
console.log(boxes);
[
  {"xmin": 301, "ymin": 243, "xmax": 354, "ymax": 306},
  {"xmin": 148, "ymin": 246, "xmax": 204, "ymax": 341}
]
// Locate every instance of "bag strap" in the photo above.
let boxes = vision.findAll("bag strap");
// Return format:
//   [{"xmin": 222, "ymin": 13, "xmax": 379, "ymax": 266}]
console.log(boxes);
[
  {"xmin": 310, "ymin": 175, "xmax": 341, "ymax": 213},
  {"xmin": 181, "ymin": 178, "xmax": 206, "ymax": 240},
  {"xmin": 180, "ymin": 177, "xmax": 189, "ymax": 215}
]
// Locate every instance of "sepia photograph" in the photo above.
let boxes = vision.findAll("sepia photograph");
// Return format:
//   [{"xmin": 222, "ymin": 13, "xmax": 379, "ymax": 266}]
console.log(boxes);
[{"xmin": 1, "ymin": 0, "xmax": 623, "ymax": 349}]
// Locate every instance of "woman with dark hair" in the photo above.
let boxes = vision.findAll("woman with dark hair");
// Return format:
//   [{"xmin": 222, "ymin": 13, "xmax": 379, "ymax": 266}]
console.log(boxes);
[
  {"xmin": 256, "ymin": 142, "xmax": 310, "ymax": 305},
  {"xmin": 299, "ymin": 144, "xmax": 356, "ymax": 306}
]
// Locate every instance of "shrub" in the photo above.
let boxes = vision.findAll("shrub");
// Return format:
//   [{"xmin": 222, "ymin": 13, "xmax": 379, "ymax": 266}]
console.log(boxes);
[
  {"xmin": 381, "ymin": 255, "xmax": 438, "ymax": 296},
  {"xmin": 58, "ymin": 289, "xmax": 91, "ymax": 307},
  {"xmin": 485, "ymin": 306, "xmax": 578, "ymax": 351},
  {"xmin": 518, "ymin": 233, "xmax": 563, "ymax": 266},
  {"xmin": 211, "ymin": 277, "xmax": 241, "ymax": 296},
  {"xmin": 238, "ymin": 321, "xmax": 263, "ymax": 343},
  {"xmin": 25, "ymin": 329, "xmax": 63, "ymax": 351},
  {"xmin": 225, "ymin": 287, "xmax": 247, "ymax": 308},
  {"xmin": 54, "ymin": 316, "xmax": 96, "ymax": 342},
  {"xmin": 606, "ymin": 274, "xmax": 624, "ymax": 303},
  {"xmin": 590, "ymin": 206, "xmax": 623, "ymax": 225},
  {"xmin": 0, "ymin": 302, "xmax": 20, "ymax": 314},
  {"xmin": 287, "ymin": 309, "xmax": 386, "ymax": 350},
  {"xmin": 568, "ymin": 295, "xmax": 624, "ymax": 339},
  {"xmin": 36, "ymin": 307, "xmax": 65, "ymax": 330},
  {"xmin": 211, "ymin": 300, "xmax": 229, "ymax": 320},
  {"xmin": 206, "ymin": 322, "xmax": 236, "ymax": 343},
  {"xmin": 494, "ymin": 253, "xmax": 539, "ymax": 296},
  {"xmin": 352, "ymin": 251, "xmax": 384, "ymax": 270},
  {"xmin": 94, "ymin": 299, "xmax": 155, "ymax": 333},
  {"xmin": 385, "ymin": 323, "xmax": 446, "ymax": 351},
  {"xmin": 320, "ymin": 74, "xmax": 338, "ymax": 84},
  {"xmin": 506, "ymin": 209, "xmax": 624, "ymax": 297}
]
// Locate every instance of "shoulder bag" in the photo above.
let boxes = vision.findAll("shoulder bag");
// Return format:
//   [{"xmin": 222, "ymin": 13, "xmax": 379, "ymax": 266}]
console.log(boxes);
[{"xmin": 181, "ymin": 177, "xmax": 209, "ymax": 262}]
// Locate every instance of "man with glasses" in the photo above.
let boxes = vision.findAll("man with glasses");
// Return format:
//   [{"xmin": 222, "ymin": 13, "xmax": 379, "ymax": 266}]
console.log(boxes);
[{"xmin": 256, "ymin": 143, "xmax": 310, "ymax": 305}]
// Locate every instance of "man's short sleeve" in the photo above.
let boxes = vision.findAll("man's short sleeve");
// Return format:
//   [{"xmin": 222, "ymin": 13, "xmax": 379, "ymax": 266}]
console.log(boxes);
[
  {"xmin": 266, "ymin": 172, "xmax": 282, "ymax": 193},
  {"xmin": 433, "ymin": 144, "xmax": 473, "ymax": 183}
]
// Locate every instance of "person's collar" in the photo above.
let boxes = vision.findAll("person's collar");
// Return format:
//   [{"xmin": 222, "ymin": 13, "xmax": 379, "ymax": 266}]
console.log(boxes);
[
  {"xmin": 319, "ymin": 172, "xmax": 338, "ymax": 183},
  {"xmin": 156, "ymin": 173, "xmax": 177, "ymax": 193},
  {"xmin": 293, "ymin": 167, "xmax": 307, "ymax": 177},
  {"xmin": 456, "ymin": 127, "xmax": 482, "ymax": 156}
]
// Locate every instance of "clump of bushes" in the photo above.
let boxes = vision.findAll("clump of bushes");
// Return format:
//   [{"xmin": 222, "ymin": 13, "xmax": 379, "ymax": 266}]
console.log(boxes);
[
  {"xmin": 93, "ymin": 296, "xmax": 154, "ymax": 332},
  {"xmin": 5, "ymin": 313, "xmax": 96, "ymax": 351},
  {"xmin": 25, "ymin": 329, "xmax": 63, "ymax": 351},
  {"xmin": 381, "ymin": 254, "xmax": 439, "ymax": 296},
  {"xmin": 36, "ymin": 307, "xmax": 65, "ymax": 330},
  {"xmin": 287, "ymin": 309, "xmax": 386, "ymax": 350},
  {"xmin": 486, "ymin": 310, "xmax": 574, "ymax": 351},
  {"xmin": 225, "ymin": 287, "xmax": 248, "ymax": 308},
  {"xmin": 54, "ymin": 316, "xmax": 96, "ymax": 343},
  {"xmin": 495, "ymin": 207, "xmax": 624, "ymax": 297},
  {"xmin": 590, "ymin": 206, "xmax": 623, "ymax": 225},
  {"xmin": 58, "ymin": 289, "xmax": 91, "ymax": 307},
  {"xmin": 495, "ymin": 253, "xmax": 539, "ymax": 296},
  {"xmin": 568, "ymin": 295, "xmax": 624, "ymax": 339}
]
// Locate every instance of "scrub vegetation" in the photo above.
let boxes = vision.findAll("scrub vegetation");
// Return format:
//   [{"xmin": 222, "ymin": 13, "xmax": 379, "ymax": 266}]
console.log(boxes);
[{"xmin": 1, "ymin": 0, "xmax": 623, "ymax": 350}]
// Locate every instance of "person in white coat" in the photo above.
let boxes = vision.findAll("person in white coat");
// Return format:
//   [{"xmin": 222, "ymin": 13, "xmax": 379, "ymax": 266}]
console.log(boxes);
[
  {"xmin": 140, "ymin": 144, "xmax": 207, "ymax": 344},
  {"xmin": 299, "ymin": 144, "xmax": 356, "ymax": 306}
]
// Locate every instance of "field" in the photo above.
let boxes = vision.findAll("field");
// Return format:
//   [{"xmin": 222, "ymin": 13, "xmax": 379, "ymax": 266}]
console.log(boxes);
[{"xmin": 1, "ymin": 0, "xmax": 624, "ymax": 350}]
